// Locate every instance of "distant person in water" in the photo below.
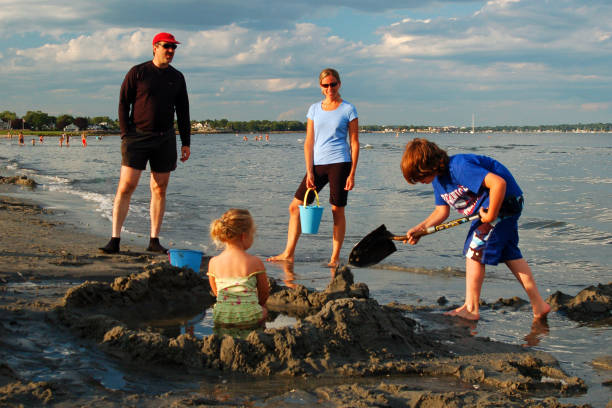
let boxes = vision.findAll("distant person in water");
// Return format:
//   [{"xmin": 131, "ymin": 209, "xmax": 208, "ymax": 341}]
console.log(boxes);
[
  {"xmin": 65, "ymin": 134, "xmax": 70, "ymax": 146},
  {"xmin": 59, "ymin": 133, "xmax": 65, "ymax": 147},
  {"xmin": 81, "ymin": 131, "xmax": 87, "ymax": 147},
  {"xmin": 39, "ymin": 135, "xmax": 44, "ymax": 143},
  {"xmin": 400, "ymin": 138, "xmax": 550, "ymax": 322},
  {"xmin": 207, "ymin": 209, "xmax": 269, "ymax": 338},
  {"xmin": 99, "ymin": 32, "xmax": 190, "ymax": 254},
  {"xmin": 268, "ymin": 68, "xmax": 359, "ymax": 267},
  {"xmin": 18, "ymin": 132, "xmax": 24, "ymax": 145}
]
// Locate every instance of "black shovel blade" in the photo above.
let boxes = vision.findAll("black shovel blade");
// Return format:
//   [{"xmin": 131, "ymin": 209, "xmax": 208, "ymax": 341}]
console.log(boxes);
[{"xmin": 348, "ymin": 224, "xmax": 397, "ymax": 267}]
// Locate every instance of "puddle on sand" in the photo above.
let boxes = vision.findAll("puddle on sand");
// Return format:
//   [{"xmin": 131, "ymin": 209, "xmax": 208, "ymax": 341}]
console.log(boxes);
[{"xmin": 144, "ymin": 308, "xmax": 299, "ymax": 339}]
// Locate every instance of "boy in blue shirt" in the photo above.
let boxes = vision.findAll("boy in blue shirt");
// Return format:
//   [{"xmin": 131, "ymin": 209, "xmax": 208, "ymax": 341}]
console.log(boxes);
[{"xmin": 401, "ymin": 138, "xmax": 550, "ymax": 322}]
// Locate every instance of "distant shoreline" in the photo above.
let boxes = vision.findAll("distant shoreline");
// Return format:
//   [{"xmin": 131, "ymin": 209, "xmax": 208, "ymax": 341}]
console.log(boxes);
[{"xmin": 3, "ymin": 129, "xmax": 611, "ymax": 137}]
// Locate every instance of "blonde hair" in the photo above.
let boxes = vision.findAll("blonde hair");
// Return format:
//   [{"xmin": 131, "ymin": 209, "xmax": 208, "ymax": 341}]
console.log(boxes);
[
  {"xmin": 319, "ymin": 68, "xmax": 341, "ymax": 84},
  {"xmin": 210, "ymin": 209, "xmax": 255, "ymax": 247}
]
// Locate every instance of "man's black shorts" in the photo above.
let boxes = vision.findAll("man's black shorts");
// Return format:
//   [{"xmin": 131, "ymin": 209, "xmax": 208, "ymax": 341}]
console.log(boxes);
[
  {"xmin": 121, "ymin": 129, "xmax": 177, "ymax": 172},
  {"xmin": 295, "ymin": 162, "xmax": 352, "ymax": 207}
]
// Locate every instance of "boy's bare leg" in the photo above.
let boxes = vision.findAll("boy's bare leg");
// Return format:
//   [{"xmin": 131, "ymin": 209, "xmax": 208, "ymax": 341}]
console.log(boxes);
[
  {"xmin": 505, "ymin": 258, "xmax": 551, "ymax": 320},
  {"xmin": 445, "ymin": 257, "xmax": 484, "ymax": 320},
  {"xmin": 267, "ymin": 198, "xmax": 302, "ymax": 262},
  {"xmin": 329, "ymin": 205, "xmax": 345, "ymax": 267}
]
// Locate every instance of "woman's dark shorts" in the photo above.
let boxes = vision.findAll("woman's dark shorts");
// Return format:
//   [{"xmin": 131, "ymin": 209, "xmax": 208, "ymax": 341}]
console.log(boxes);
[
  {"xmin": 121, "ymin": 129, "xmax": 177, "ymax": 172},
  {"xmin": 295, "ymin": 162, "xmax": 352, "ymax": 207}
]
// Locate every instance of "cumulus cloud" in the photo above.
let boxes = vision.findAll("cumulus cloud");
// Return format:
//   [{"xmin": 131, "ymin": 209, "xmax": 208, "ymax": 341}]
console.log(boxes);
[
  {"xmin": 277, "ymin": 107, "xmax": 306, "ymax": 121},
  {"xmin": 14, "ymin": 29, "xmax": 154, "ymax": 63},
  {"xmin": 370, "ymin": 0, "xmax": 612, "ymax": 62},
  {"xmin": 1, "ymin": 0, "xmax": 612, "ymax": 124},
  {"xmin": 581, "ymin": 103, "xmax": 609, "ymax": 112}
]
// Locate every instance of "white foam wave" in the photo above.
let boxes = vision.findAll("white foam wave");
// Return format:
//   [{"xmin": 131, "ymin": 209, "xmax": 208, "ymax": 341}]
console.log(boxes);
[
  {"xmin": 37, "ymin": 174, "xmax": 72, "ymax": 185},
  {"xmin": 46, "ymin": 183, "xmax": 114, "ymax": 216}
]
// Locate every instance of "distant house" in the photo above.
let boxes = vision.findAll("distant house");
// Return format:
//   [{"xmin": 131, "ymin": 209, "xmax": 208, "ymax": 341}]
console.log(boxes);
[
  {"xmin": 191, "ymin": 121, "xmax": 213, "ymax": 132},
  {"xmin": 64, "ymin": 123, "xmax": 79, "ymax": 132},
  {"xmin": 0, "ymin": 119, "xmax": 9, "ymax": 130}
]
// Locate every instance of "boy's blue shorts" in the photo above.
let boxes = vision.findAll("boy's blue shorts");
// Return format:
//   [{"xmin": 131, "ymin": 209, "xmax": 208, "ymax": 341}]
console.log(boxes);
[{"xmin": 463, "ymin": 214, "xmax": 523, "ymax": 265}]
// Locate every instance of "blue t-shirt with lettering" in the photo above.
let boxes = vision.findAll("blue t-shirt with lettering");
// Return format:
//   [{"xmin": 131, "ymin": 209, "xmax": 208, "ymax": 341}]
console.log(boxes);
[
  {"xmin": 307, "ymin": 100, "xmax": 358, "ymax": 165},
  {"xmin": 432, "ymin": 154, "xmax": 523, "ymax": 216}
]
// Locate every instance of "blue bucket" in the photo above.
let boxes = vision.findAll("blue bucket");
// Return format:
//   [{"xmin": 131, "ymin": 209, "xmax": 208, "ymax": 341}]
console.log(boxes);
[
  {"xmin": 299, "ymin": 188, "xmax": 324, "ymax": 234},
  {"xmin": 168, "ymin": 249, "xmax": 204, "ymax": 273}
]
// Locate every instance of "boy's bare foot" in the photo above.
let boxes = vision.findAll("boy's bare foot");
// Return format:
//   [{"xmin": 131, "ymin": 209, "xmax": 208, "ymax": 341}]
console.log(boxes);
[
  {"xmin": 267, "ymin": 253, "xmax": 294, "ymax": 262},
  {"xmin": 444, "ymin": 305, "xmax": 480, "ymax": 321},
  {"xmin": 533, "ymin": 302, "xmax": 551, "ymax": 321}
]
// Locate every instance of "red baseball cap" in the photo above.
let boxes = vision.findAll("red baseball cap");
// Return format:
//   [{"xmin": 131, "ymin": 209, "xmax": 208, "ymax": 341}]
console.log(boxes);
[{"xmin": 152, "ymin": 32, "xmax": 180, "ymax": 45}]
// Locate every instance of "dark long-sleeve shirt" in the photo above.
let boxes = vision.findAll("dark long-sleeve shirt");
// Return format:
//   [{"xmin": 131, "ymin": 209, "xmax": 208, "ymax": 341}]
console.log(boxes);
[{"xmin": 118, "ymin": 61, "xmax": 190, "ymax": 146}]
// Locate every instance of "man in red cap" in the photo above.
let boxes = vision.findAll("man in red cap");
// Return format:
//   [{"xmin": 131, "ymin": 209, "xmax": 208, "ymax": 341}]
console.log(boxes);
[{"xmin": 100, "ymin": 32, "xmax": 190, "ymax": 254}]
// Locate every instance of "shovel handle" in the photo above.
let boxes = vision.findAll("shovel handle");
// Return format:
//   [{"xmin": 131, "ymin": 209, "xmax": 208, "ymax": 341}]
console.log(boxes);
[
  {"xmin": 391, "ymin": 235, "xmax": 409, "ymax": 241},
  {"xmin": 392, "ymin": 214, "xmax": 480, "ymax": 241}
]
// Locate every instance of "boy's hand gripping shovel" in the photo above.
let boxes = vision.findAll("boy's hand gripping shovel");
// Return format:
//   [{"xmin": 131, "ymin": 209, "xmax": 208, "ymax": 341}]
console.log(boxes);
[{"xmin": 348, "ymin": 214, "xmax": 480, "ymax": 267}]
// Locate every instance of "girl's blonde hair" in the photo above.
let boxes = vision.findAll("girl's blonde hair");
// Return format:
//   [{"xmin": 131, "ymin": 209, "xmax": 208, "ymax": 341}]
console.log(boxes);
[{"xmin": 210, "ymin": 208, "xmax": 255, "ymax": 247}]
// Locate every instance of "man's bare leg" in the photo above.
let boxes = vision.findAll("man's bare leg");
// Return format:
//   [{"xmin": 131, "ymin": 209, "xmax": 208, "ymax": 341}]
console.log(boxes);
[
  {"xmin": 112, "ymin": 166, "xmax": 142, "ymax": 237},
  {"xmin": 100, "ymin": 166, "xmax": 142, "ymax": 253},
  {"xmin": 147, "ymin": 171, "xmax": 170, "ymax": 253}
]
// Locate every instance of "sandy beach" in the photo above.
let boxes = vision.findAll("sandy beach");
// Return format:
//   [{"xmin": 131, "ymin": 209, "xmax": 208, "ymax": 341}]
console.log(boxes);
[{"xmin": 1, "ymin": 185, "xmax": 610, "ymax": 407}]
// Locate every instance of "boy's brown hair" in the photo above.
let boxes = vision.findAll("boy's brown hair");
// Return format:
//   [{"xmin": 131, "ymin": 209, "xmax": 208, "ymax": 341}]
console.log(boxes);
[{"xmin": 401, "ymin": 138, "xmax": 449, "ymax": 184}]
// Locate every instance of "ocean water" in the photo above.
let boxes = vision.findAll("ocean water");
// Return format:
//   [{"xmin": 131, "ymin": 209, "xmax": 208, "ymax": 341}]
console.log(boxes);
[{"xmin": 1, "ymin": 132, "xmax": 611, "ymax": 406}]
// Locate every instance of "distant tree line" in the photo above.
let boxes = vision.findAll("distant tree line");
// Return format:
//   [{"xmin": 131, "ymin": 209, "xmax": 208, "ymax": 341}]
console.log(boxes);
[
  {"xmin": 479, "ymin": 123, "xmax": 612, "ymax": 132},
  {"xmin": 198, "ymin": 119, "xmax": 306, "ymax": 132},
  {"xmin": 362, "ymin": 123, "xmax": 612, "ymax": 132},
  {"xmin": 2, "ymin": 109, "xmax": 611, "ymax": 133},
  {"xmin": 0, "ymin": 110, "xmax": 118, "ymax": 131}
]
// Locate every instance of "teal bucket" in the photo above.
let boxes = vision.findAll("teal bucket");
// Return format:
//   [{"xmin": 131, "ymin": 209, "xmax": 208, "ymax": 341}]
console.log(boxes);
[
  {"xmin": 168, "ymin": 249, "xmax": 204, "ymax": 273},
  {"xmin": 299, "ymin": 188, "xmax": 324, "ymax": 234}
]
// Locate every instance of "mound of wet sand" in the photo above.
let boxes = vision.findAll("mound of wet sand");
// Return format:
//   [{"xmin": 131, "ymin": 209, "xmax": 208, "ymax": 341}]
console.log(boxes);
[
  {"xmin": 266, "ymin": 265, "xmax": 369, "ymax": 316},
  {"xmin": 54, "ymin": 263, "xmax": 588, "ymax": 406},
  {"xmin": 547, "ymin": 282, "xmax": 612, "ymax": 322},
  {"xmin": 59, "ymin": 261, "xmax": 215, "ymax": 337},
  {"xmin": 315, "ymin": 382, "xmax": 585, "ymax": 408}
]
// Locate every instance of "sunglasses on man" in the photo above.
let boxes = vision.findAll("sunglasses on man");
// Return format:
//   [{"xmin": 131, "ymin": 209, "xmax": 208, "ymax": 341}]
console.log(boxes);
[{"xmin": 158, "ymin": 43, "xmax": 177, "ymax": 50}]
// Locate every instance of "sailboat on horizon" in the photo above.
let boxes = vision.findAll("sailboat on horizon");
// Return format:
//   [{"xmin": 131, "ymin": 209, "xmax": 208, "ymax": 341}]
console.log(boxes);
[{"xmin": 470, "ymin": 113, "xmax": 475, "ymax": 134}]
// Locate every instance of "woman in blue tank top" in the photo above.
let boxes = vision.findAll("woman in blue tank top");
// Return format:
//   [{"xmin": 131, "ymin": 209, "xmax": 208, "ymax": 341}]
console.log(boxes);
[{"xmin": 268, "ymin": 68, "xmax": 359, "ymax": 268}]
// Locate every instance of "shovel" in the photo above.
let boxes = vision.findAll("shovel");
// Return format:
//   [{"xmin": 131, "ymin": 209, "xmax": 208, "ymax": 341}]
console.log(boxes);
[{"xmin": 348, "ymin": 214, "xmax": 480, "ymax": 267}]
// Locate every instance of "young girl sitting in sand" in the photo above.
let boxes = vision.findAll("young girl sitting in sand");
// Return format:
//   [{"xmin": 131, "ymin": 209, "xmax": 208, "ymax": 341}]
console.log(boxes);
[{"xmin": 208, "ymin": 209, "xmax": 269, "ymax": 337}]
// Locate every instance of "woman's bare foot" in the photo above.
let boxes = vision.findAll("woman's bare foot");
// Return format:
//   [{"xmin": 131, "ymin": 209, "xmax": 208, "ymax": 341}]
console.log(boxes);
[
  {"xmin": 327, "ymin": 259, "xmax": 340, "ymax": 268},
  {"xmin": 266, "ymin": 252, "xmax": 294, "ymax": 262},
  {"xmin": 444, "ymin": 304, "xmax": 480, "ymax": 321},
  {"xmin": 533, "ymin": 302, "xmax": 551, "ymax": 321}
]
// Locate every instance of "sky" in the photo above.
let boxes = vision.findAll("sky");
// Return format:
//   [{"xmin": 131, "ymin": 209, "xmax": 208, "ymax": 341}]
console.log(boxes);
[{"xmin": 1, "ymin": 0, "xmax": 611, "ymax": 126}]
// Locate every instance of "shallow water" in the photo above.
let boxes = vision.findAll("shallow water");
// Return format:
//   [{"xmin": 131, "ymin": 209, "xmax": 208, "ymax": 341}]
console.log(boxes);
[{"xmin": 1, "ymin": 132, "xmax": 611, "ymax": 406}]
